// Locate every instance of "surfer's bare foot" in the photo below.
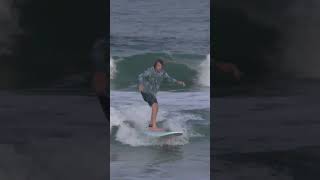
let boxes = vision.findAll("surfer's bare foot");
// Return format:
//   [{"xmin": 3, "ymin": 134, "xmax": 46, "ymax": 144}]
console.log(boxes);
[{"xmin": 149, "ymin": 127, "xmax": 164, "ymax": 131}]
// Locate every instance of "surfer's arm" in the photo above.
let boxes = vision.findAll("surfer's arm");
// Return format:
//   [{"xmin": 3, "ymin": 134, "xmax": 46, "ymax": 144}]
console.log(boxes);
[
  {"xmin": 163, "ymin": 72, "xmax": 177, "ymax": 84},
  {"xmin": 164, "ymin": 72, "xmax": 186, "ymax": 86}
]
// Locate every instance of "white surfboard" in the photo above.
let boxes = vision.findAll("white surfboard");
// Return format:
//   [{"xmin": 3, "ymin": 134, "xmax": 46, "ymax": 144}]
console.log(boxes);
[{"xmin": 143, "ymin": 130, "xmax": 183, "ymax": 138}]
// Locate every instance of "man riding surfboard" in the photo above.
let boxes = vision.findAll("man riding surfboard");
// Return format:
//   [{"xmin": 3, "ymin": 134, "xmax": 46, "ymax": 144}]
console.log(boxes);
[{"xmin": 138, "ymin": 59, "xmax": 185, "ymax": 131}]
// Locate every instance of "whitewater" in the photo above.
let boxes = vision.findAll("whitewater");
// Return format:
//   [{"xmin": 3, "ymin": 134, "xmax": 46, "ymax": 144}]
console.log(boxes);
[{"xmin": 110, "ymin": 53, "xmax": 210, "ymax": 146}]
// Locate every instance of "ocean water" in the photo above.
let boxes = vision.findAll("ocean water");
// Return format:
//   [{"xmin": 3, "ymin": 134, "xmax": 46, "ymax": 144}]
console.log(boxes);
[{"xmin": 110, "ymin": 0, "xmax": 210, "ymax": 179}]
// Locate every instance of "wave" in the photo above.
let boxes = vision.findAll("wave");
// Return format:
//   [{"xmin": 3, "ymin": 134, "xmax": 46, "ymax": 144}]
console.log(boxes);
[
  {"xmin": 110, "ymin": 52, "xmax": 210, "ymax": 90},
  {"xmin": 110, "ymin": 57, "xmax": 116, "ymax": 80},
  {"xmin": 198, "ymin": 54, "xmax": 210, "ymax": 87},
  {"xmin": 110, "ymin": 105, "xmax": 191, "ymax": 146},
  {"xmin": 110, "ymin": 91, "xmax": 210, "ymax": 146}
]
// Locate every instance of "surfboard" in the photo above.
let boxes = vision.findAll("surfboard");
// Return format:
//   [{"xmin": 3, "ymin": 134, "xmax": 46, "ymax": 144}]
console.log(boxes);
[{"xmin": 143, "ymin": 130, "xmax": 183, "ymax": 138}]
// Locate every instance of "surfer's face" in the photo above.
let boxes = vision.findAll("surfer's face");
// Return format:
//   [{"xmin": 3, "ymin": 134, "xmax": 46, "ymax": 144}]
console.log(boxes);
[{"xmin": 155, "ymin": 62, "xmax": 163, "ymax": 72}]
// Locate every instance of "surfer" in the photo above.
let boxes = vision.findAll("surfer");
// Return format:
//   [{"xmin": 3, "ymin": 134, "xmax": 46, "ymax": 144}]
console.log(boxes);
[{"xmin": 138, "ymin": 59, "xmax": 185, "ymax": 131}]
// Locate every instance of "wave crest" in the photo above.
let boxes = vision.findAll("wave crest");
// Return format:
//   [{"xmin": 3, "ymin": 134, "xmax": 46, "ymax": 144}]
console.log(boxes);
[
  {"xmin": 110, "ymin": 57, "xmax": 117, "ymax": 79},
  {"xmin": 198, "ymin": 54, "xmax": 210, "ymax": 87},
  {"xmin": 110, "ymin": 52, "xmax": 209, "ymax": 89}
]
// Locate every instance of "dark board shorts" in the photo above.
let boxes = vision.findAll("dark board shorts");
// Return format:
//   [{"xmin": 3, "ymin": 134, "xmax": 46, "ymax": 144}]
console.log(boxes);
[{"xmin": 141, "ymin": 92, "xmax": 158, "ymax": 106}]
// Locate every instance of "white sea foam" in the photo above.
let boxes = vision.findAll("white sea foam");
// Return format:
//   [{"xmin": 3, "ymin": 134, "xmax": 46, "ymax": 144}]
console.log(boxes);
[
  {"xmin": 110, "ymin": 91, "xmax": 209, "ymax": 146},
  {"xmin": 198, "ymin": 54, "xmax": 210, "ymax": 87},
  {"xmin": 110, "ymin": 57, "xmax": 117, "ymax": 79}
]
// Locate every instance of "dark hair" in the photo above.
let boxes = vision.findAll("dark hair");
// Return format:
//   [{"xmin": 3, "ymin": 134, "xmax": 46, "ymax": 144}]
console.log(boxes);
[{"xmin": 153, "ymin": 59, "xmax": 164, "ymax": 68}]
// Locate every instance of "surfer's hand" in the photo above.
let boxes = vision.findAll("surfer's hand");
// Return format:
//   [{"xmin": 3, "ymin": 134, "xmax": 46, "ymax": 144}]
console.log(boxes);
[{"xmin": 139, "ymin": 84, "xmax": 144, "ymax": 92}]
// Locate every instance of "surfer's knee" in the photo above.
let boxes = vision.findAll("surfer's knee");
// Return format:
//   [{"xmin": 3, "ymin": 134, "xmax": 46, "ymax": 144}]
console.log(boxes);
[{"xmin": 152, "ymin": 103, "xmax": 158, "ymax": 110}]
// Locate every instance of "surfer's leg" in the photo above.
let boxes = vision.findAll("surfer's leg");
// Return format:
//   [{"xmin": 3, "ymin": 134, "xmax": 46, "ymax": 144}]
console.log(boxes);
[
  {"xmin": 149, "ymin": 103, "xmax": 163, "ymax": 131},
  {"xmin": 151, "ymin": 102, "xmax": 158, "ymax": 128},
  {"xmin": 142, "ymin": 93, "xmax": 162, "ymax": 130},
  {"xmin": 142, "ymin": 92, "xmax": 156, "ymax": 126}
]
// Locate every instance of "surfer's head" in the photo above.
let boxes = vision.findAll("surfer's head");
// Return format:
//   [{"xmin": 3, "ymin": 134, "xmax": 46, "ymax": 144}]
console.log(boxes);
[{"xmin": 154, "ymin": 59, "xmax": 164, "ymax": 72}]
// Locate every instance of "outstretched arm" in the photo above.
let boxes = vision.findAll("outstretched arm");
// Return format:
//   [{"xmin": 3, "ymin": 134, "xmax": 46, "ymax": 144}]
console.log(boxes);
[{"xmin": 164, "ymin": 72, "xmax": 185, "ymax": 86}]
